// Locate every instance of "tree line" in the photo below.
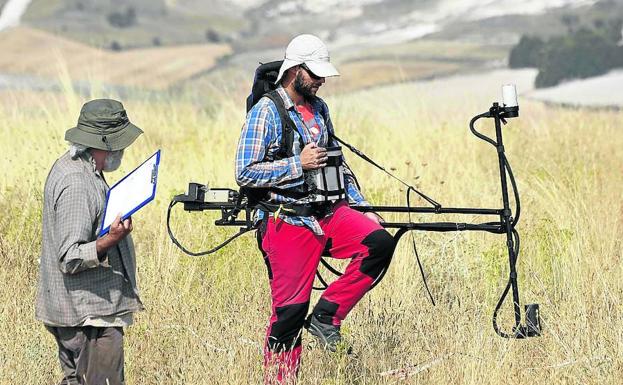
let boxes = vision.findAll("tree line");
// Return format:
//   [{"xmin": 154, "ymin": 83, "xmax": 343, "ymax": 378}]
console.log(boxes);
[{"xmin": 509, "ymin": 17, "xmax": 623, "ymax": 88}]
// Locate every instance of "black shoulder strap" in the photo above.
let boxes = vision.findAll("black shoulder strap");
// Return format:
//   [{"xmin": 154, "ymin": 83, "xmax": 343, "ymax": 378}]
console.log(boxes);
[
  {"xmin": 265, "ymin": 90, "xmax": 298, "ymax": 158},
  {"xmin": 316, "ymin": 100, "xmax": 337, "ymax": 146},
  {"xmin": 318, "ymin": 102, "xmax": 329, "ymax": 127}
]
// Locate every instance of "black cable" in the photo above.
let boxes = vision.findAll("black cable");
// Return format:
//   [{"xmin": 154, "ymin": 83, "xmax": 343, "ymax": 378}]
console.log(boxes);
[
  {"xmin": 407, "ymin": 186, "xmax": 436, "ymax": 306},
  {"xmin": 312, "ymin": 258, "xmax": 345, "ymax": 291},
  {"xmin": 167, "ymin": 200, "xmax": 255, "ymax": 256},
  {"xmin": 319, "ymin": 257, "xmax": 344, "ymax": 276},
  {"xmin": 492, "ymin": 228, "xmax": 521, "ymax": 338},
  {"xmin": 469, "ymin": 113, "xmax": 497, "ymax": 146},
  {"xmin": 470, "ymin": 114, "xmax": 521, "ymax": 226},
  {"xmin": 492, "ymin": 281, "xmax": 513, "ymax": 338},
  {"xmin": 471, "ymin": 112, "xmax": 525, "ymax": 338},
  {"xmin": 313, "ymin": 270, "xmax": 329, "ymax": 290},
  {"xmin": 503, "ymin": 154, "xmax": 521, "ymax": 226}
]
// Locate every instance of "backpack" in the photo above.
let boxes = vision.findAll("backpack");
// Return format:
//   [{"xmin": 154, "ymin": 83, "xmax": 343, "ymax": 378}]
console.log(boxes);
[
  {"xmin": 246, "ymin": 61, "xmax": 282, "ymax": 113},
  {"xmin": 246, "ymin": 60, "xmax": 297, "ymax": 160}
]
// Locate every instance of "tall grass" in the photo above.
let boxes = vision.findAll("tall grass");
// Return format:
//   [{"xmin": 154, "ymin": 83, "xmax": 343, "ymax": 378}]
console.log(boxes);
[{"xmin": 0, "ymin": 75, "xmax": 621, "ymax": 384}]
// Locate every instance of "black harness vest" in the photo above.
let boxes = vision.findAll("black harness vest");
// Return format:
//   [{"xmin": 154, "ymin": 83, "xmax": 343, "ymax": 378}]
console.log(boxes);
[{"xmin": 242, "ymin": 90, "xmax": 333, "ymax": 217}]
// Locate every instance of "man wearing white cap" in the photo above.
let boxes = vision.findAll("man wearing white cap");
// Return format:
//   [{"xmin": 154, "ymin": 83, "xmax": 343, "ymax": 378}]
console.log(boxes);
[
  {"xmin": 274, "ymin": 33, "xmax": 340, "ymax": 84},
  {"xmin": 236, "ymin": 35, "xmax": 395, "ymax": 384}
]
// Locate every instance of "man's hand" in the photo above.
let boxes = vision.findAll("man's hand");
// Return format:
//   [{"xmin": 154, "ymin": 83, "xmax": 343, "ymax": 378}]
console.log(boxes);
[
  {"xmin": 364, "ymin": 212, "xmax": 384, "ymax": 225},
  {"xmin": 300, "ymin": 143, "xmax": 328, "ymax": 170},
  {"xmin": 96, "ymin": 215, "xmax": 133, "ymax": 260},
  {"xmin": 109, "ymin": 215, "xmax": 133, "ymax": 242}
]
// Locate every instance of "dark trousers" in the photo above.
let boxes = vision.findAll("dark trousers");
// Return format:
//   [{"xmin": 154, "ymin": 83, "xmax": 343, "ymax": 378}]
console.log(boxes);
[{"xmin": 45, "ymin": 325, "xmax": 125, "ymax": 385}]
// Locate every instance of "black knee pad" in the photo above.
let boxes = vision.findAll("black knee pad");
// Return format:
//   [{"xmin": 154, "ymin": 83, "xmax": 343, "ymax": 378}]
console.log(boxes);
[
  {"xmin": 311, "ymin": 298, "xmax": 338, "ymax": 325},
  {"xmin": 360, "ymin": 229, "xmax": 396, "ymax": 279},
  {"xmin": 267, "ymin": 302, "xmax": 309, "ymax": 351}
]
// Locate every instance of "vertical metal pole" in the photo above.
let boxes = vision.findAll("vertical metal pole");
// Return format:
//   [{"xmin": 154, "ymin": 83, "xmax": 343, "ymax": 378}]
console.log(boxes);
[{"xmin": 492, "ymin": 104, "xmax": 523, "ymax": 332}]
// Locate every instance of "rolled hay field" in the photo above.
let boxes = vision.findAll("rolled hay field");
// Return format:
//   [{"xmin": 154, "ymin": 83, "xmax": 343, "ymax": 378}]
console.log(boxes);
[{"xmin": 0, "ymin": 73, "xmax": 621, "ymax": 384}]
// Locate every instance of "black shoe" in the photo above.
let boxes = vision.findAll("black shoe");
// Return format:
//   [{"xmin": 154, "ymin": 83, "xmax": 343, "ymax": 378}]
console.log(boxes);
[{"xmin": 305, "ymin": 314, "xmax": 344, "ymax": 353}]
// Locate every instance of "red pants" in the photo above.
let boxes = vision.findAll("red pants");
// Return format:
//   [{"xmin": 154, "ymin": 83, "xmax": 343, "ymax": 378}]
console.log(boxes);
[{"xmin": 258, "ymin": 201, "xmax": 395, "ymax": 384}]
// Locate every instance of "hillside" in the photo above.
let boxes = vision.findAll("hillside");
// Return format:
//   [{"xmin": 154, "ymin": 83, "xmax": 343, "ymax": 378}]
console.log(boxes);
[
  {"xmin": 0, "ymin": 26, "xmax": 231, "ymax": 89},
  {"xmin": 1, "ymin": 0, "xmax": 621, "ymax": 100},
  {"xmin": 20, "ymin": 0, "xmax": 246, "ymax": 49},
  {"xmin": 4, "ymin": 0, "xmax": 607, "ymax": 51}
]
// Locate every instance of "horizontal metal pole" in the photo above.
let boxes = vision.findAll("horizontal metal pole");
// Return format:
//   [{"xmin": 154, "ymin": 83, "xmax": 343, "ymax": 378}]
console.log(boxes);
[
  {"xmin": 185, "ymin": 202, "xmax": 503, "ymax": 216},
  {"xmin": 356, "ymin": 205, "xmax": 503, "ymax": 216},
  {"xmin": 381, "ymin": 222, "xmax": 504, "ymax": 233},
  {"xmin": 212, "ymin": 218, "xmax": 503, "ymax": 233},
  {"xmin": 214, "ymin": 220, "xmax": 247, "ymax": 226}
]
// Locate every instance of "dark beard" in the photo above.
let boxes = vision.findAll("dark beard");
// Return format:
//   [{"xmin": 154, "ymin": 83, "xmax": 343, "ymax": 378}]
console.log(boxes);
[{"xmin": 293, "ymin": 72, "xmax": 317, "ymax": 101}]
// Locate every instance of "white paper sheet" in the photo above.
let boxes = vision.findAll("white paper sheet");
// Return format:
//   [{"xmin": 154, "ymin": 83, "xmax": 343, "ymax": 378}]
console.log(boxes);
[{"xmin": 100, "ymin": 150, "xmax": 160, "ymax": 235}]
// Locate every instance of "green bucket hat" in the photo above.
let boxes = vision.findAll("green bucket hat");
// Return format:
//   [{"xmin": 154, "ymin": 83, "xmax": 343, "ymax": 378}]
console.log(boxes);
[{"xmin": 65, "ymin": 99, "xmax": 143, "ymax": 151}]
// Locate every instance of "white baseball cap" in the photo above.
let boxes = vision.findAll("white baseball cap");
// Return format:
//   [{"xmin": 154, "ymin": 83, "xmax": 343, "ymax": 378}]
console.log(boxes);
[{"xmin": 275, "ymin": 34, "xmax": 340, "ymax": 84}]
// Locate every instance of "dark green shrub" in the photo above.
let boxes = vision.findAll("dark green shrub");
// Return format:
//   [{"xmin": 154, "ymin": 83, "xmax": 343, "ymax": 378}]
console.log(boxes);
[
  {"xmin": 110, "ymin": 41, "xmax": 122, "ymax": 51},
  {"xmin": 107, "ymin": 7, "xmax": 137, "ymax": 28},
  {"xmin": 509, "ymin": 17, "xmax": 623, "ymax": 88},
  {"xmin": 535, "ymin": 29, "xmax": 619, "ymax": 88},
  {"xmin": 509, "ymin": 36, "xmax": 544, "ymax": 68}
]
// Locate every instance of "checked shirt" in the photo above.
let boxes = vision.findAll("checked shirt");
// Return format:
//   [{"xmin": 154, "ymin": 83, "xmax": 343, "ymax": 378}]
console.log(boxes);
[
  {"xmin": 36, "ymin": 152, "xmax": 143, "ymax": 326},
  {"xmin": 235, "ymin": 87, "xmax": 368, "ymax": 235}
]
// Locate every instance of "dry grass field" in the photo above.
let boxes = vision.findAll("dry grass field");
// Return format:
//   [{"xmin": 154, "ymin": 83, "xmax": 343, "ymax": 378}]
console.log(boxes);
[
  {"xmin": 0, "ymin": 27, "xmax": 231, "ymax": 89},
  {"xmin": 0, "ymin": 70, "xmax": 621, "ymax": 384}
]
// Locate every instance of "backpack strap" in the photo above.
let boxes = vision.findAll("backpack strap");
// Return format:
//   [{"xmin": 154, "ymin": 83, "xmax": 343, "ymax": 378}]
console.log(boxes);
[
  {"xmin": 265, "ymin": 90, "xmax": 299, "ymax": 158},
  {"xmin": 316, "ymin": 101, "xmax": 336, "ymax": 144},
  {"xmin": 241, "ymin": 90, "xmax": 304, "ymax": 209}
]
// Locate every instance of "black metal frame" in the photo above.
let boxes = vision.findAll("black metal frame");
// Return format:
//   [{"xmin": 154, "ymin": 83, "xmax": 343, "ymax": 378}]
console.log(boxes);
[{"xmin": 166, "ymin": 101, "xmax": 541, "ymax": 339}]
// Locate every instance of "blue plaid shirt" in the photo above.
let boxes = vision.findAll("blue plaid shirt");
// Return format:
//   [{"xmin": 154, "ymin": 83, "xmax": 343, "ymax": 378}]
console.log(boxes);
[{"xmin": 235, "ymin": 87, "xmax": 368, "ymax": 235}]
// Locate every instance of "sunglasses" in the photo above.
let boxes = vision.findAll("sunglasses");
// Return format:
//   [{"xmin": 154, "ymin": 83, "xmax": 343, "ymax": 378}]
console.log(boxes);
[{"xmin": 300, "ymin": 63, "xmax": 323, "ymax": 80}]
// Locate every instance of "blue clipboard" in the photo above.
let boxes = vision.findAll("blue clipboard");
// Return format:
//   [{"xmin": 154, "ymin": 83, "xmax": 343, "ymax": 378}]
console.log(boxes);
[{"xmin": 99, "ymin": 150, "xmax": 161, "ymax": 236}]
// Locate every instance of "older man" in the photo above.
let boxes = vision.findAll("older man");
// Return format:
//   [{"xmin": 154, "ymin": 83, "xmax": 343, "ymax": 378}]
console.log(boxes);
[
  {"xmin": 36, "ymin": 99, "xmax": 144, "ymax": 385},
  {"xmin": 236, "ymin": 34, "xmax": 395, "ymax": 384}
]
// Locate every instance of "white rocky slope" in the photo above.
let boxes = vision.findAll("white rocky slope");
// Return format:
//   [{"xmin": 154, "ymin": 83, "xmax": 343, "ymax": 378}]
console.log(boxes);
[{"xmin": 0, "ymin": 0, "xmax": 32, "ymax": 31}]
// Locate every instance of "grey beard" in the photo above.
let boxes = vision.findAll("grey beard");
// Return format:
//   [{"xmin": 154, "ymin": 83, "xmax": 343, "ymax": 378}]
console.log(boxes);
[
  {"xmin": 69, "ymin": 143, "xmax": 89, "ymax": 159},
  {"xmin": 103, "ymin": 150, "xmax": 124, "ymax": 172}
]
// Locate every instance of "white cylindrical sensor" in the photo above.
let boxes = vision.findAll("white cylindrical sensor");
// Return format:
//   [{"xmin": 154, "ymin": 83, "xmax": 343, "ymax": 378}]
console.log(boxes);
[{"xmin": 502, "ymin": 84, "xmax": 518, "ymax": 107}]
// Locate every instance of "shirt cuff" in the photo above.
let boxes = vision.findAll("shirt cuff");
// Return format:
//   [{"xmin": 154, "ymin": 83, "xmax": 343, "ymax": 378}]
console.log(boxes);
[{"xmin": 81, "ymin": 240, "xmax": 102, "ymax": 269}]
